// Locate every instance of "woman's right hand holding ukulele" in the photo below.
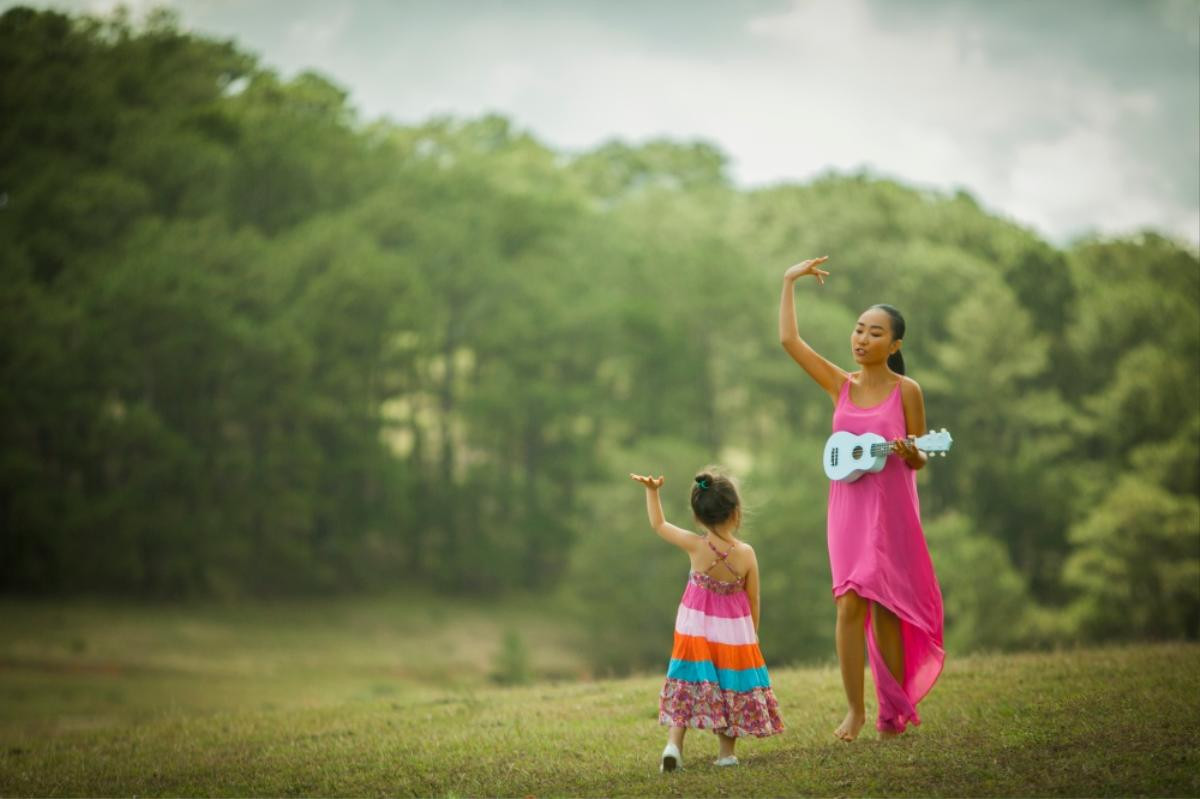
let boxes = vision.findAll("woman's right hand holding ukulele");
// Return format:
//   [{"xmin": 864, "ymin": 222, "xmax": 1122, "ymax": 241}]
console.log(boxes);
[{"xmin": 783, "ymin": 255, "xmax": 830, "ymax": 285}]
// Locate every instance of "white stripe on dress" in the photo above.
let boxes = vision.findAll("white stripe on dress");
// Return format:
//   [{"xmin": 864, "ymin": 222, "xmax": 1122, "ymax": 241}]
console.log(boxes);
[{"xmin": 674, "ymin": 605, "xmax": 758, "ymax": 645}]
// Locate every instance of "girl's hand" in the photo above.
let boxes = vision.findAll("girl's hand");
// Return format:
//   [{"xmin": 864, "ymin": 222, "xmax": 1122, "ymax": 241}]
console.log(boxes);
[
  {"xmin": 630, "ymin": 473, "xmax": 665, "ymax": 490},
  {"xmin": 783, "ymin": 255, "xmax": 830, "ymax": 285}
]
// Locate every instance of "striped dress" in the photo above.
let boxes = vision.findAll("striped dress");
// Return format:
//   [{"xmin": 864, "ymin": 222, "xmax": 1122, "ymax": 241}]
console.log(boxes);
[{"xmin": 659, "ymin": 538, "xmax": 785, "ymax": 737}]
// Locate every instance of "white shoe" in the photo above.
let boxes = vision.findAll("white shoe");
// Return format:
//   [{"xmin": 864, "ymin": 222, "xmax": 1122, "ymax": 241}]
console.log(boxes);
[
  {"xmin": 660, "ymin": 742, "xmax": 682, "ymax": 772},
  {"xmin": 713, "ymin": 755, "xmax": 739, "ymax": 767}
]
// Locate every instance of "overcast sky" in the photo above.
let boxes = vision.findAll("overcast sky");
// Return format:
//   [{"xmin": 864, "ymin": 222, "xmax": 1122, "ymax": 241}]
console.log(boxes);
[{"xmin": 14, "ymin": 0, "xmax": 1200, "ymax": 246}]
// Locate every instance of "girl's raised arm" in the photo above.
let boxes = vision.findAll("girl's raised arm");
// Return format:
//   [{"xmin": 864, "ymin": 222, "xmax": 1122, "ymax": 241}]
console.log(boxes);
[
  {"xmin": 779, "ymin": 256, "xmax": 847, "ymax": 401},
  {"xmin": 630, "ymin": 474, "xmax": 698, "ymax": 552}
]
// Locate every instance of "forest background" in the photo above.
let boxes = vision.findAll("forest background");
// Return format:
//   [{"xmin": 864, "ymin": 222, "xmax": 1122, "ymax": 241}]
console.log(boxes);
[{"xmin": 2, "ymin": 6, "xmax": 1197, "ymax": 675}]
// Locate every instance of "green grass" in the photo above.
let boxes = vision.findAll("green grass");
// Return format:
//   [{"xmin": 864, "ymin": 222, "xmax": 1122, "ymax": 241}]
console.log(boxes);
[{"xmin": 1, "ymin": 597, "xmax": 1197, "ymax": 797}]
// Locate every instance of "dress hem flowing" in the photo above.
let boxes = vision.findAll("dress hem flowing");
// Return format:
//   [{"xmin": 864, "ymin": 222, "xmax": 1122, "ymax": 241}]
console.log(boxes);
[{"xmin": 833, "ymin": 578, "xmax": 944, "ymax": 732}]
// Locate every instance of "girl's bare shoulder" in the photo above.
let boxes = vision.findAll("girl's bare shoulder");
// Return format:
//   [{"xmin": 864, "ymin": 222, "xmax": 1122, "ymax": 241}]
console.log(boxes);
[
  {"xmin": 737, "ymin": 541, "xmax": 759, "ymax": 574},
  {"xmin": 733, "ymin": 539, "xmax": 757, "ymax": 560}
]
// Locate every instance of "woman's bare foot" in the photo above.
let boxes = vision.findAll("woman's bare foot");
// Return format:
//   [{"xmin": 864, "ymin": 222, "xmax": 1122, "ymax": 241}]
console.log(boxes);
[{"xmin": 834, "ymin": 709, "xmax": 866, "ymax": 741}]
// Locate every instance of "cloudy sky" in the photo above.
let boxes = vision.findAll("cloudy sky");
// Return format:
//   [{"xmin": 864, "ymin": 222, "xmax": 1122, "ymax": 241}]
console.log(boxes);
[{"xmin": 13, "ymin": 0, "xmax": 1200, "ymax": 245}]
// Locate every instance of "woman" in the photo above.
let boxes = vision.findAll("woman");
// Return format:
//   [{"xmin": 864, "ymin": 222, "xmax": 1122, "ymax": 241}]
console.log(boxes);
[{"xmin": 778, "ymin": 255, "xmax": 944, "ymax": 740}]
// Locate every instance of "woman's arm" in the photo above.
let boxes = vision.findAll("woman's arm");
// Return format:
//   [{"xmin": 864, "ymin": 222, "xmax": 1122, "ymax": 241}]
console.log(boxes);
[
  {"xmin": 779, "ymin": 256, "xmax": 847, "ymax": 400},
  {"xmin": 629, "ymin": 474, "xmax": 698, "ymax": 551},
  {"xmin": 894, "ymin": 377, "xmax": 929, "ymax": 471},
  {"xmin": 744, "ymin": 546, "xmax": 761, "ymax": 633}
]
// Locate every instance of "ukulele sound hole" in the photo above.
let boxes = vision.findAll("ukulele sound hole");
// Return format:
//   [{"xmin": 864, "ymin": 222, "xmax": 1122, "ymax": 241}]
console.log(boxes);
[{"xmin": 851, "ymin": 445, "xmax": 864, "ymax": 459}]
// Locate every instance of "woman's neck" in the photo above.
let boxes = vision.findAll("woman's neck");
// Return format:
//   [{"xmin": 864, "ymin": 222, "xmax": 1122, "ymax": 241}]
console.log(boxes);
[{"xmin": 857, "ymin": 363, "xmax": 896, "ymax": 386}]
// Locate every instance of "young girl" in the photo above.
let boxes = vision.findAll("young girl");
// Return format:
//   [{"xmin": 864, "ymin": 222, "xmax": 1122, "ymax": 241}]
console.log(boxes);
[
  {"xmin": 629, "ymin": 469, "xmax": 785, "ymax": 771},
  {"xmin": 778, "ymin": 255, "xmax": 944, "ymax": 741}
]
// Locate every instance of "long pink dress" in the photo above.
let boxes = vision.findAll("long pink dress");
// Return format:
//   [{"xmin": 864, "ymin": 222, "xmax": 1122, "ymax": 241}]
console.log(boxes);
[{"xmin": 827, "ymin": 378, "xmax": 944, "ymax": 733}]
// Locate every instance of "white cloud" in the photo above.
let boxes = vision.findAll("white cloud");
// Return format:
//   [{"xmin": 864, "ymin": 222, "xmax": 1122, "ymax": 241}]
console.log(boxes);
[
  {"xmin": 283, "ymin": 4, "xmax": 351, "ymax": 63},
  {"xmin": 83, "ymin": 0, "xmax": 176, "ymax": 15},
  {"xmin": 1009, "ymin": 128, "xmax": 1198, "ymax": 239},
  {"xmin": 329, "ymin": 0, "xmax": 1195, "ymax": 244},
  {"xmin": 729, "ymin": 1, "xmax": 1175, "ymax": 228},
  {"xmin": 9, "ymin": 0, "xmax": 1197, "ymax": 245}
]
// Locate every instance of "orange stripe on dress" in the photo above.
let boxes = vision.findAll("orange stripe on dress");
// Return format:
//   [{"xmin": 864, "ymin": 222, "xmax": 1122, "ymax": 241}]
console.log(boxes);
[{"xmin": 671, "ymin": 632, "xmax": 765, "ymax": 671}]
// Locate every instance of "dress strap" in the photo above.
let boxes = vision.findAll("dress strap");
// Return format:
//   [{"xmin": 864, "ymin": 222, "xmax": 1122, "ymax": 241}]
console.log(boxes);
[
  {"xmin": 704, "ymin": 538, "xmax": 742, "ymax": 582},
  {"xmin": 837, "ymin": 376, "xmax": 852, "ymax": 403}
]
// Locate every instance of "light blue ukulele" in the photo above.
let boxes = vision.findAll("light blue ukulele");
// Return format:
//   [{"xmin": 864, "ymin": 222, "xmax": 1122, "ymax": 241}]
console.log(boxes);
[{"xmin": 823, "ymin": 428, "xmax": 953, "ymax": 483}]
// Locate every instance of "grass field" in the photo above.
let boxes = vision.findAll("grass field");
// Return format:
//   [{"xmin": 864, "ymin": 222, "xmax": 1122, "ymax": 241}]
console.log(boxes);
[{"xmin": 1, "ymin": 595, "xmax": 1197, "ymax": 797}]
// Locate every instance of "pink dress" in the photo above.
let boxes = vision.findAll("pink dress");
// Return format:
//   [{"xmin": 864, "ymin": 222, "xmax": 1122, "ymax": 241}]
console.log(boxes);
[{"xmin": 827, "ymin": 378, "xmax": 944, "ymax": 733}]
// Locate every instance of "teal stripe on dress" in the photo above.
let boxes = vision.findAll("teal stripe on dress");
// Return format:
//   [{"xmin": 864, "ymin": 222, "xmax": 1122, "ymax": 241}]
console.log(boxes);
[{"xmin": 666, "ymin": 658, "xmax": 771, "ymax": 691}]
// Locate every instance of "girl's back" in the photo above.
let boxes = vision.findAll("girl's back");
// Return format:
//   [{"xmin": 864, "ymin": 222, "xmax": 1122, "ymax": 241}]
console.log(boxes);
[{"xmin": 687, "ymin": 536, "xmax": 753, "ymax": 586}]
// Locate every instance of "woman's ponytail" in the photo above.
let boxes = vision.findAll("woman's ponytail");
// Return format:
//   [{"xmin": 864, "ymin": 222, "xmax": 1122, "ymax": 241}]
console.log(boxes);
[{"xmin": 887, "ymin": 350, "xmax": 906, "ymax": 376}]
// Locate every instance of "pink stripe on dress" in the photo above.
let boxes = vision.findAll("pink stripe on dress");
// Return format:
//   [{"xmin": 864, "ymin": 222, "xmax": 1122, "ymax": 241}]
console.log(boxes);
[{"xmin": 679, "ymin": 581, "xmax": 750, "ymax": 619}]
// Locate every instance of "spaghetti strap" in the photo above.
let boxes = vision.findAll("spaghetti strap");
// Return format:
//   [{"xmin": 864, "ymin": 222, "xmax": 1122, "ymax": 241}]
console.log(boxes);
[{"xmin": 704, "ymin": 538, "xmax": 742, "ymax": 582}]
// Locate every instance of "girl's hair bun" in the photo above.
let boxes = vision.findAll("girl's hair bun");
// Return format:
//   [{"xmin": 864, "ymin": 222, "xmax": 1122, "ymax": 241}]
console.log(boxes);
[{"xmin": 690, "ymin": 467, "xmax": 741, "ymax": 531}]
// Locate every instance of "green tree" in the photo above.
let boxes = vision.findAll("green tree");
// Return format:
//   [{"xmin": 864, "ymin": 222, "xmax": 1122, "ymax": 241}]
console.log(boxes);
[{"xmin": 1064, "ymin": 473, "xmax": 1200, "ymax": 640}]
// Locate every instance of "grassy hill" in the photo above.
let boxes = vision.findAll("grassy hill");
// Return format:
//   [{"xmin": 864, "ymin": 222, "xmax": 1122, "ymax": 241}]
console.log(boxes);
[{"xmin": 1, "ymin": 596, "xmax": 1197, "ymax": 797}]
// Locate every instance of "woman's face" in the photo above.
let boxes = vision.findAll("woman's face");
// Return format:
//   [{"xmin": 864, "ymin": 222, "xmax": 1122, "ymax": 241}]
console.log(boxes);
[{"xmin": 851, "ymin": 308, "xmax": 899, "ymax": 366}]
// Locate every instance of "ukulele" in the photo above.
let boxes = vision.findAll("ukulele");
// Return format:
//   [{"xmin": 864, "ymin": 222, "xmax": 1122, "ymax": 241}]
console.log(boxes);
[{"xmin": 823, "ymin": 428, "xmax": 953, "ymax": 482}]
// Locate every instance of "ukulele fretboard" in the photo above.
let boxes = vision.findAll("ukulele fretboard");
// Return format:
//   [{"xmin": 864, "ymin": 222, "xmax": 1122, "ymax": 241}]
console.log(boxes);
[{"xmin": 829, "ymin": 442, "xmax": 892, "ymax": 466}]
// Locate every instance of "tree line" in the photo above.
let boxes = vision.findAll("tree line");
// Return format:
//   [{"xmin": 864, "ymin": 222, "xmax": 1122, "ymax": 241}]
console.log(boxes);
[{"xmin": 1, "ymin": 7, "xmax": 1196, "ymax": 668}]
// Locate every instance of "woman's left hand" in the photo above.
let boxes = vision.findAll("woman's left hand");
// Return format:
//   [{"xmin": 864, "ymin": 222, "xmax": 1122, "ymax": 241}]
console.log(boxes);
[{"xmin": 892, "ymin": 437, "xmax": 922, "ymax": 465}]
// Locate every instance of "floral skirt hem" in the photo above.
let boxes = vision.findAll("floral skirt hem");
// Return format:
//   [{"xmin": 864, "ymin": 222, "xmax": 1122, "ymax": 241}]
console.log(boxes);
[{"xmin": 658, "ymin": 678, "xmax": 784, "ymax": 738}]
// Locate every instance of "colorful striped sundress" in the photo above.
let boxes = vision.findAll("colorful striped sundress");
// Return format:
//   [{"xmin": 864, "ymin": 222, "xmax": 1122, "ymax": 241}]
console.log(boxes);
[{"xmin": 659, "ymin": 539, "xmax": 785, "ymax": 738}]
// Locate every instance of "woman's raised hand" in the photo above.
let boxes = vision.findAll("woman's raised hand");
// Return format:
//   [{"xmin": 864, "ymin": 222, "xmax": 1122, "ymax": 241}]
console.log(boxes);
[
  {"xmin": 783, "ymin": 255, "xmax": 830, "ymax": 285},
  {"xmin": 630, "ymin": 473, "xmax": 665, "ymax": 490}
]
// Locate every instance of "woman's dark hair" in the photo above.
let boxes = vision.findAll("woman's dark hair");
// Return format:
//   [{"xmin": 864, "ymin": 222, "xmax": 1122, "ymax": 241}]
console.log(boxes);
[
  {"xmin": 690, "ymin": 468, "xmax": 741, "ymax": 535},
  {"xmin": 870, "ymin": 303, "xmax": 906, "ymax": 376}
]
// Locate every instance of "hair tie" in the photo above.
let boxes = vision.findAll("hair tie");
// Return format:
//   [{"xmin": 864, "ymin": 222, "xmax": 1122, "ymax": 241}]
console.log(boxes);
[{"xmin": 695, "ymin": 479, "xmax": 709, "ymax": 490}]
